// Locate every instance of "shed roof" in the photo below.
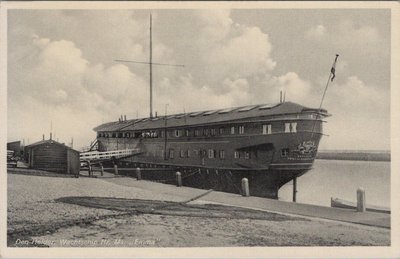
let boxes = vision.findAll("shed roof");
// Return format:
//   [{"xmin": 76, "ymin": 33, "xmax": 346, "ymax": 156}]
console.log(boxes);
[
  {"xmin": 94, "ymin": 101, "xmax": 328, "ymax": 132},
  {"xmin": 25, "ymin": 139, "xmax": 80, "ymax": 154}
]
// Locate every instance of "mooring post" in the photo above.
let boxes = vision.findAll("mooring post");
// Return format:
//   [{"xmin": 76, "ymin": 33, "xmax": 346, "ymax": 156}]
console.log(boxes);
[
  {"xmin": 100, "ymin": 164, "xmax": 104, "ymax": 176},
  {"xmin": 136, "ymin": 167, "xmax": 142, "ymax": 180},
  {"xmin": 176, "ymin": 171, "xmax": 182, "ymax": 187},
  {"xmin": 293, "ymin": 177, "xmax": 297, "ymax": 202},
  {"xmin": 87, "ymin": 161, "xmax": 92, "ymax": 177},
  {"xmin": 114, "ymin": 164, "xmax": 118, "ymax": 175},
  {"xmin": 357, "ymin": 187, "xmax": 366, "ymax": 212},
  {"xmin": 241, "ymin": 178, "xmax": 250, "ymax": 197}
]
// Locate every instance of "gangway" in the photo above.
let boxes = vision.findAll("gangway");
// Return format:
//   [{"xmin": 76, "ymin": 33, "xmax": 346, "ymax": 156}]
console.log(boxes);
[{"xmin": 80, "ymin": 148, "xmax": 140, "ymax": 163}]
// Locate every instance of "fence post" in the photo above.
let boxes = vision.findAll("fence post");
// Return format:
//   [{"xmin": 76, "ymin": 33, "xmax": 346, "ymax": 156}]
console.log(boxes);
[
  {"xmin": 136, "ymin": 167, "xmax": 142, "ymax": 180},
  {"xmin": 357, "ymin": 187, "xmax": 366, "ymax": 212},
  {"xmin": 100, "ymin": 164, "xmax": 104, "ymax": 176},
  {"xmin": 176, "ymin": 171, "xmax": 182, "ymax": 187},
  {"xmin": 114, "ymin": 164, "xmax": 118, "ymax": 175},
  {"xmin": 241, "ymin": 178, "xmax": 250, "ymax": 197}
]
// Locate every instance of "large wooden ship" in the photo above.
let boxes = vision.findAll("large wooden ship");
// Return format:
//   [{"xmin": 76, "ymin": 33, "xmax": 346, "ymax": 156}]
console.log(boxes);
[
  {"xmin": 91, "ymin": 15, "xmax": 336, "ymax": 198},
  {"xmin": 93, "ymin": 102, "xmax": 329, "ymax": 198}
]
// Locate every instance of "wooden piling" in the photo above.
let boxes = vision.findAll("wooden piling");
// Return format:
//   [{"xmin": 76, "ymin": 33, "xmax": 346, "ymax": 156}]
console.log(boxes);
[
  {"xmin": 114, "ymin": 164, "xmax": 118, "ymax": 175},
  {"xmin": 100, "ymin": 164, "xmax": 104, "ymax": 176},
  {"xmin": 241, "ymin": 178, "xmax": 250, "ymax": 197},
  {"xmin": 357, "ymin": 187, "xmax": 366, "ymax": 212},
  {"xmin": 136, "ymin": 167, "xmax": 142, "ymax": 180},
  {"xmin": 293, "ymin": 177, "xmax": 297, "ymax": 202},
  {"xmin": 176, "ymin": 171, "xmax": 182, "ymax": 187}
]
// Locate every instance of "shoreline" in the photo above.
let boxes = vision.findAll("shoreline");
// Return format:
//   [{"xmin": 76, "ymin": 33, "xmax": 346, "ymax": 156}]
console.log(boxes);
[
  {"xmin": 316, "ymin": 151, "xmax": 390, "ymax": 162},
  {"xmin": 7, "ymin": 171, "xmax": 390, "ymax": 247}
]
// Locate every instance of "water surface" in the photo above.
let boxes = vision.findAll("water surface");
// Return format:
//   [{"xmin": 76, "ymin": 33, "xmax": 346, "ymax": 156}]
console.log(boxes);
[{"xmin": 279, "ymin": 160, "xmax": 390, "ymax": 207}]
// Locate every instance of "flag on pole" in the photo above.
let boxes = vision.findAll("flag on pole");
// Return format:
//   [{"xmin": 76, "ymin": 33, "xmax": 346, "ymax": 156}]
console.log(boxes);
[{"xmin": 330, "ymin": 54, "xmax": 339, "ymax": 82}]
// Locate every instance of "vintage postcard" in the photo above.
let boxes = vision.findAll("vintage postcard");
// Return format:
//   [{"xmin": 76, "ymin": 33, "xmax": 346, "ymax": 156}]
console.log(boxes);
[{"xmin": 0, "ymin": 1, "xmax": 399, "ymax": 258}]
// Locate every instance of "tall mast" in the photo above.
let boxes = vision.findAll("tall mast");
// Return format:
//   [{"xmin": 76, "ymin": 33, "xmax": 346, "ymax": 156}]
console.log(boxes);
[
  {"xmin": 114, "ymin": 13, "xmax": 184, "ymax": 119},
  {"xmin": 149, "ymin": 14, "xmax": 153, "ymax": 118}
]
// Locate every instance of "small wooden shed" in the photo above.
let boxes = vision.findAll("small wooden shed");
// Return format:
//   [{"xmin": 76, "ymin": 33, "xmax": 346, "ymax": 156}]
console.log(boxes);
[
  {"xmin": 25, "ymin": 139, "xmax": 80, "ymax": 175},
  {"xmin": 7, "ymin": 140, "xmax": 22, "ymax": 155}
]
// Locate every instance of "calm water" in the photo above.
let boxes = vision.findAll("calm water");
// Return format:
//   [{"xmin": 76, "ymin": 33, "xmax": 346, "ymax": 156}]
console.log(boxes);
[{"xmin": 279, "ymin": 159, "xmax": 390, "ymax": 208}]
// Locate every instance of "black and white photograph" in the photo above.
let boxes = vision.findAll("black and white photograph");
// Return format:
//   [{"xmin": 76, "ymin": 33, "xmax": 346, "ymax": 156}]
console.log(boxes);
[{"xmin": 1, "ymin": 1, "xmax": 399, "ymax": 258}]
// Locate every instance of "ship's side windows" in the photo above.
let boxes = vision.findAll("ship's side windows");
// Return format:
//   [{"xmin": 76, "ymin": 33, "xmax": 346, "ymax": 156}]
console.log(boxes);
[
  {"xmin": 187, "ymin": 150, "xmax": 191, "ymax": 158},
  {"xmin": 194, "ymin": 129, "xmax": 199, "ymax": 137},
  {"xmin": 231, "ymin": 126, "xmax": 235, "ymax": 134},
  {"xmin": 161, "ymin": 130, "xmax": 165, "ymax": 138},
  {"xmin": 262, "ymin": 124, "xmax": 272, "ymax": 135},
  {"xmin": 285, "ymin": 123, "xmax": 291, "ymax": 133},
  {"xmin": 203, "ymin": 128, "xmax": 209, "ymax": 136},
  {"xmin": 239, "ymin": 125, "xmax": 245, "ymax": 134},
  {"xmin": 219, "ymin": 127, "xmax": 224, "ymax": 135},
  {"xmin": 169, "ymin": 149, "xmax": 174, "ymax": 159},
  {"xmin": 245, "ymin": 152, "xmax": 251, "ymax": 159},
  {"xmin": 175, "ymin": 129, "xmax": 181, "ymax": 137},
  {"xmin": 180, "ymin": 150, "xmax": 185, "ymax": 158},
  {"xmin": 291, "ymin": 122, "xmax": 297, "ymax": 133},
  {"xmin": 211, "ymin": 129, "xmax": 216, "ymax": 136},
  {"xmin": 185, "ymin": 129, "xmax": 190, "ymax": 137},
  {"xmin": 219, "ymin": 150, "xmax": 225, "ymax": 159},
  {"xmin": 234, "ymin": 151, "xmax": 240, "ymax": 159},
  {"xmin": 208, "ymin": 149, "xmax": 216, "ymax": 158},
  {"xmin": 281, "ymin": 148, "xmax": 289, "ymax": 157},
  {"xmin": 285, "ymin": 122, "xmax": 297, "ymax": 133}
]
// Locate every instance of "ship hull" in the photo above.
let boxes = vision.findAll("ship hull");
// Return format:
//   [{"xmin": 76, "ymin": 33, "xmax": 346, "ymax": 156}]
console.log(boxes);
[
  {"xmin": 94, "ymin": 102, "xmax": 328, "ymax": 199},
  {"xmin": 106, "ymin": 160, "xmax": 309, "ymax": 198}
]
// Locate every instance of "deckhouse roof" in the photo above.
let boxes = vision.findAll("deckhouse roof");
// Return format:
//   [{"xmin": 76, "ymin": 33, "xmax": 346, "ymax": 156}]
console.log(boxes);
[{"xmin": 93, "ymin": 101, "xmax": 328, "ymax": 132}]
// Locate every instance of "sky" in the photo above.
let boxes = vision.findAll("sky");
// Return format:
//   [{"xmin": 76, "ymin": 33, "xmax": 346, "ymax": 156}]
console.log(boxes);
[{"xmin": 6, "ymin": 8, "xmax": 391, "ymax": 150}]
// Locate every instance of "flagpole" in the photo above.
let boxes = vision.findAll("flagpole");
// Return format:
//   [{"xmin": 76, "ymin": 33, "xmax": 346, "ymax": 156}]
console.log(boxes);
[{"xmin": 310, "ymin": 54, "xmax": 339, "ymax": 139}]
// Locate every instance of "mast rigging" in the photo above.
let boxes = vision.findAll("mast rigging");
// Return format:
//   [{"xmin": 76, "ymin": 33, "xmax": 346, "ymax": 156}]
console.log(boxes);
[{"xmin": 115, "ymin": 13, "xmax": 184, "ymax": 119}]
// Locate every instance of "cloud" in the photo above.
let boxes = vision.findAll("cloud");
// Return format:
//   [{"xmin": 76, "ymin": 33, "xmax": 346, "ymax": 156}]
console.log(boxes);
[
  {"xmin": 8, "ymin": 35, "xmax": 151, "ymax": 148},
  {"xmin": 305, "ymin": 20, "xmax": 384, "ymax": 53},
  {"xmin": 305, "ymin": 25, "xmax": 327, "ymax": 39},
  {"xmin": 7, "ymin": 10, "xmax": 390, "ymax": 151},
  {"xmin": 321, "ymin": 76, "xmax": 390, "ymax": 150},
  {"xmin": 196, "ymin": 9, "xmax": 233, "ymax": 44},
  {"xmin": 205, "ymin": 27, "xmax": 276, "ymax": 81},
  {"xmin": 183, "ymin": 10, "xmax": 276, "ymax": 89}
]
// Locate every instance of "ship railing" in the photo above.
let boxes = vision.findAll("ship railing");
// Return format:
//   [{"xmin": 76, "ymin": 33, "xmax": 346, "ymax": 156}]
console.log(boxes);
[{"xmin": 80, "ymin": 148, "xmax": 140, "ymax": 161}]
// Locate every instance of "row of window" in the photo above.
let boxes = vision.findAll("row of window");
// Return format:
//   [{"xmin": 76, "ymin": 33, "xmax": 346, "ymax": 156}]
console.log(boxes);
[
  {"xmin": 98, "ymin": 122, "xmax": 299, "ymax": 139},
  {"xmin": 147, "ymin": 149, "xmax": 252, "ymax": 160},
  {"xmin": 148, "ymin": 148, "xmax": 293, "ymax": 159}
]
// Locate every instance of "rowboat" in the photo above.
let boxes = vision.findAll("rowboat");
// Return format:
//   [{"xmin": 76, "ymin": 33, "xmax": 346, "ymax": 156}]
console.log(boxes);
[{"xmin": 331, "ymin": 197, "xmax": 390, "ymax": 214}]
